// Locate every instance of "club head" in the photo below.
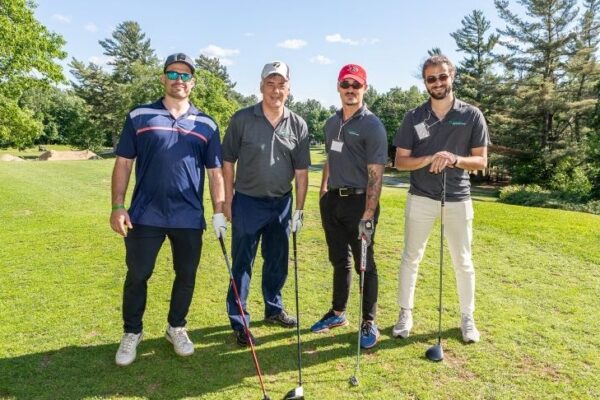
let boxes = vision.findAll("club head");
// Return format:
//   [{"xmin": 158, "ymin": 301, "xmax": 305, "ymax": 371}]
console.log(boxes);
[
  {"xmin": 282, "ymin": 386, "xmax": 304, "ymax": 400},
  {"xmin": 425, "ymin": 343, "xmax": 444, "ymax": 362},
  {"xmin": 349, "ymin": 375, "xmax": 359, "ymax": 386},
  {"xmin": 263, "ymin": 396, "xmax": 271, "ymax": 400}
]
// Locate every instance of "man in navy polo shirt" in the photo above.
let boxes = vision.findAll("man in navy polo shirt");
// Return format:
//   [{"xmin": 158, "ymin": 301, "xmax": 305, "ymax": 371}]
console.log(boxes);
[
  {"xmin": 392, "ymin": 54, "xmax": 489, "ymax": 343},
  {"xmin": 222, "ymin": 61, "xmax": 310, "ymax": 346},
  {"xmin": 110, "ymin": 53, "xmax": 227, "ymax": 366},
  {"xmin": 310, "ymin": 64, "xmax": 387, "ymax": 349}
]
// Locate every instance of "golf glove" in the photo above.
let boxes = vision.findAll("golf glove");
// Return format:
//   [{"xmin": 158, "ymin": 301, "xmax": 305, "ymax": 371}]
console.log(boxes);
[
  {"xmin": 291, "ymin": 209, "xmax": 304, "ymax": 233},
  {"xmin": 212, "ymin": 213, "xmax": 227, "ymax": 239},
  {"xmin": 358, "ymin": 219, "xmax": 374, "ymax": 245}
]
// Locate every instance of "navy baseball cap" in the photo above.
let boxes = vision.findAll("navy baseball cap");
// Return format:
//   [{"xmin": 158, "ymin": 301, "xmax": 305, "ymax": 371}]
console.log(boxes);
[{"xmin": 164, "ymin": 53, "xmax": 195, "ymax": 73}]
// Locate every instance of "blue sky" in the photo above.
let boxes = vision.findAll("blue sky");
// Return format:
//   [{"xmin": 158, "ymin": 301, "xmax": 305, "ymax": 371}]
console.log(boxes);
[{"xmin": 35, "ymin": 0, "xmax": 511, "ymax": 108}]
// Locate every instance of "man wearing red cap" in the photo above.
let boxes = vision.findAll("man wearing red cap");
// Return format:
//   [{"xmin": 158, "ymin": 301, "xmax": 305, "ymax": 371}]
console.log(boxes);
[{"xmin": 310, "ymin": 64, "xmax": 388, "ymax": 349}]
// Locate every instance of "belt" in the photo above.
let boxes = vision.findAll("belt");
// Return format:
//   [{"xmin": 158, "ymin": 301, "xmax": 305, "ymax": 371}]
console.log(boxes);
[{"xmin": 330, "ymin": 187, "xmax": 366, "ymax": 196}]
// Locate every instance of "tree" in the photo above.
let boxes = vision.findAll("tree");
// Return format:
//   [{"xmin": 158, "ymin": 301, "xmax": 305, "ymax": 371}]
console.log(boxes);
[
  {"xmin": 98, "ymin": 21, "xmax": 158, "ymax": 83},
  {"xmin": 289, "ymin": 99, "xmax": 329, "ymax": 142},
  {"xmin": 0, "ymin": 0, "xmax": 66, "ymax": 148},
  {"xmin": 191, "ymin": 70, "xmax": 239, "ymax": 133},
  {"xmin": 195, "ymin": 55, "xmax": 235, "ymax": 90}
]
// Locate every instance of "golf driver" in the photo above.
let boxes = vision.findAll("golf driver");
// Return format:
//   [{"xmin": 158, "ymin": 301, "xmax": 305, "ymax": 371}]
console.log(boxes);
[
  {"xmin": 218, "ymin": 236, "xmax": 271, "ymax": 400},
  {"xmin": 283, "ymin": 232, "xmax": 304, "ymax": 400},
  {"xmin": 349, "ymin": 236, "xmax": 368, "ymax": 386},
  {"xmin": 425, "ymin": 170, "xmax": 446, "ymax": 362}
]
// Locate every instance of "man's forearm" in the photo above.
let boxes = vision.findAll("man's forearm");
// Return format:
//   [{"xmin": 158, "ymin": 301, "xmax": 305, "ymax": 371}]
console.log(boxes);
[
  {"xmin": 207, "ymin": 168, "xmax": 225, "ymax": 213},
  {"xmin": 395, "ymin": 154, "xmax": 433, "ymax": 171},
  {"xmin": 364, "ymin": 164, "xmax": 384, "ymax": 220},
  {"xmin": 223, "ymin": 161, "xmax": 235, "ymax": 202},
  {"xmin": 111, "ymin": 157, "xmax": 133, "ymax": 205},
  {"xmin": 294, "ymin": 169, "xmax": 308, "ymax": 210}
]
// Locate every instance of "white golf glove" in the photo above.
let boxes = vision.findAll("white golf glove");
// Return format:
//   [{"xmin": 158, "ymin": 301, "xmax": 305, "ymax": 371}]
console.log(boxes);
[
  {"xmin": 291, "ymin": 209, "xmax": 304, "ymax": 233},
  {"xmin": 212, "ymin": 213, "xmax": 227, "ymax": 239}
]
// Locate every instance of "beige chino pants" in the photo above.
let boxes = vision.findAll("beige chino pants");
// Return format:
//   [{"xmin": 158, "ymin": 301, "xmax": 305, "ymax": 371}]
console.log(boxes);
[{"xmin": 398, "ymin": 193, "xmax": 476, "ymax": 315}]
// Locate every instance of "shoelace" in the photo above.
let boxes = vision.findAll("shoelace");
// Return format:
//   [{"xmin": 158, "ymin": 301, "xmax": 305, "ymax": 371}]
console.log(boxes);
[
  {"xmin": 361, "ymin": 322, "xmax": 372, "ymax": 336},
  {"xmin": 462, "ymin": 315, "xmax": 475, "ymax": 333},
  {"xmin": 120, "ymin": 334, "xmax": 139, "ymax": 352},
  {"xmin": 170, "ymin": 328, "xmax": 191, "ymax": 347}
]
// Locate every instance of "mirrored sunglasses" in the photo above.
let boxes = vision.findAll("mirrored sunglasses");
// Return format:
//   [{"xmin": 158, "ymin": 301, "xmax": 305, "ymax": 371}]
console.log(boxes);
[{"xmin": 165, "ymin": 71, "xmax": 193, "ymax": 82}]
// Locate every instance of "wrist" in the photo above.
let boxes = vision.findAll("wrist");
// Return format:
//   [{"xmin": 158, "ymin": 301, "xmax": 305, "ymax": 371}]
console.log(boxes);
[
  {"xmin": 452, "ymin": 155, "xmax": 459, "ymax": 166},
  {"xmin": 112, "ymin": 204, "xmax": 125, "ymax": 211}
]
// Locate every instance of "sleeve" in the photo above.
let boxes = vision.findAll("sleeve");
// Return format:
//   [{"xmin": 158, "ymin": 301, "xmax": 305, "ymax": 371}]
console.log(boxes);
[
  {"xmin": 393, "ymin": 112, "xmax": 415, "ymax": 150},
  {"xmin": 221, "ymin": 112, "xmax": 241, "ymax": 163},
  {"xmin": 292, "ymin": 117, "xmax": 311, "ymax": 170},
  {"xmin": 470, "ymin": 108, "xmax": 491, "ymax": 149},
  {"xmin": 115, "ymin": 113, "xmax": 137, "ymax": 159},
  {"xmin": 205, "ymin": 124, "xmax": 223, "ymax": 169},
  {"xmin": 365, "ymin": 118, "xmax": 388, "ymax": 165}
]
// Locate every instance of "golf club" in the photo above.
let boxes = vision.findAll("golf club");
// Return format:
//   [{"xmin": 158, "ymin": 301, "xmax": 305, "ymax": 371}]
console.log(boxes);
[
  {"xmin": 349, "ymin": 236, "xmax": 368, "ymax": 386},
  {"xmin": 283, "ymin": 231, "xmax": 304, "ymax": 400},
  {"xmin": 218, "ymin": 236, "xmax": 271, "ymax": 400},
  {"xmin": 425, "ymin": 170, "xmax": 446, "ymax": 362}
]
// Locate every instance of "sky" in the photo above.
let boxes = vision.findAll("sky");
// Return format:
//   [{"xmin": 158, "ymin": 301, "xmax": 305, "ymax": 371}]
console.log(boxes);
[{"xmin": 34, "ymin": 0, "xmax": 513, "ymax": 108}]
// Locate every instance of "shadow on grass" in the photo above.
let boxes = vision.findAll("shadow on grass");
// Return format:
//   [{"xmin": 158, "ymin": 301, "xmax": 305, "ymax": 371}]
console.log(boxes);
[{"xmin": 1, "ymin": 323, "xmax": 411, "ymax": 399}]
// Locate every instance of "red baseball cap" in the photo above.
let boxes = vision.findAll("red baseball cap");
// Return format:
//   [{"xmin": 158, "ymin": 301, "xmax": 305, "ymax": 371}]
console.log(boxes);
[{"xmin": 338, "ymin": 64, "xmax": 367, "ymax": 85}]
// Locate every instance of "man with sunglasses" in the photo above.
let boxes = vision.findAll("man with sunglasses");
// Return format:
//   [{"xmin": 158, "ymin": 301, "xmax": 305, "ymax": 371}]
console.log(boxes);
[
  {"xmin": 310, "ymin": 64, "xmax": 387, "ymax": 349},
  {"xmin": 392, "ymin": 55, "xmax": 489, "ymax": 343},
  {"xmin": 221, "ymin": 61, "xmax": 310, "ymax": 346},
  {"xmin": 111, "ymin": 53, "xmax": 226, "ymax": 366}
]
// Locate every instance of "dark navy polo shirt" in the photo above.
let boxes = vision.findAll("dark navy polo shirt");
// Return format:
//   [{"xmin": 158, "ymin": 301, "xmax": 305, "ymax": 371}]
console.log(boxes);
[
  {"xmin": 394, "ymin": 98, "xmax": 490, "ymax": 201},
  {"xmin": 116, "ymin": 98, "xmax": 222, "ymax": 229},
  {"xmin": 324, "ymin": 105, "xmax": 388, "ymax": 189},
  {"xmin": 222, "ymin": 102, "xmax": 311, "ymax": 197}
]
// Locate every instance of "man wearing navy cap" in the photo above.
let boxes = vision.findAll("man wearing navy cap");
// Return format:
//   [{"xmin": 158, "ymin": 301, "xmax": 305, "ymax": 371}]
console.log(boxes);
[
  {"xmin": 310, "ymin": 64, "xmax": 387, "ymax": 349},
  {"xmin": 110, "ymin": 52, "xmax": 226, "ymax": 366},
  {"xmin": 222, "ymin": 61, "xmax": 310, "ymax": 346}
]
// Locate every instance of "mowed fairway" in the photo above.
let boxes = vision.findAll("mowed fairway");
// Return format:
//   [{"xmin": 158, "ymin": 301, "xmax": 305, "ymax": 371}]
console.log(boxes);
[{"xmin": 1, "ymin": 150, "xmax": 599, "ymax": 399}]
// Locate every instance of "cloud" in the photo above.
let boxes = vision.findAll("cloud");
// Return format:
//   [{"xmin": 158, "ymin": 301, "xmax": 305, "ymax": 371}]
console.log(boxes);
[
  {"xmin": 52, "ymin": 14, "xmax": 71, "ymax": 23},
  {"xmin": 277, "ymin": 39, "xmax": 307, "ymax": 49},
  {"xmin": 325, "ymin": 33, "xmax": 359, "ymax": 46},
  {"xmin": 310, "ymin": 55, "xmax": 333, "ymax": 65},
  {"xmin": 200, "ymin": 44, "xmax": 240, "ymax": 66},
  {"xmin": 84, "ymin": 22, "xmax": 98, "ymax": 32}
]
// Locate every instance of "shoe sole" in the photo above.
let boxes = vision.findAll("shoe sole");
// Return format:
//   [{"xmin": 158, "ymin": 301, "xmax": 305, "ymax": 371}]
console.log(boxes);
[
  {"xmin": 311, "ymin": 319, "xmax": 349, "ymax": 333},
  {"xmin": 165, "ymin": 332, "xmax": 194, "ymax": 356}
]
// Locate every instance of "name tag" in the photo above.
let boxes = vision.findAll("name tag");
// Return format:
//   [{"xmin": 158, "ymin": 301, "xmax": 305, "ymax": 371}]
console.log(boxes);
[
  {"xmin": 331, "ymin": 140, "xmax": 344, "ymax": 152},
  {"xmin": 414, "ymin": 122, "xmax": 430, "ymax": 140}
]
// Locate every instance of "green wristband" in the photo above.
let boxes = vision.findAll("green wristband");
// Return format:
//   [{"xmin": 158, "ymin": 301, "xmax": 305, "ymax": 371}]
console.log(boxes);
[{"xmin": 112, "ymin": 204, "xmax": 126, "ymax": 211}]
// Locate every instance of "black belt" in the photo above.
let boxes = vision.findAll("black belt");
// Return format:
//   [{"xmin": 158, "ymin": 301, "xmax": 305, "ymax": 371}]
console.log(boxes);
[{"xmin": 330, "ymin": 187, "xmax": 366, "ymax": 196}]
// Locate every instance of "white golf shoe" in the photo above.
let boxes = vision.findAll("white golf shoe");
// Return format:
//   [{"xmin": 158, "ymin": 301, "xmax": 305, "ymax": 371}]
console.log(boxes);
[
  {"xmin": 165, "ymin": 325, "xmax": 194, "ymax": 356},
  {"xmin": 461, "ymin": 313, "xmax": 480, "ymax": 343},
  {"xmin": 392, "ymin": 308, "xmax": 413, "ymax": 338},
  {"xmin": 115, "ymin": 332, "xmax": 143, "ymax": 366}
]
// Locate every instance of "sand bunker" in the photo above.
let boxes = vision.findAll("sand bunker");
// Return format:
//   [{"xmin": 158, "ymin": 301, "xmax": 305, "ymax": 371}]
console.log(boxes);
[
  {"xmin": 38, "ymin": 150, "xmax": 100, "ymax": 161},
  {"xmin": 0, "ymin": 154, "xmax": 25, "ymax": 162}
]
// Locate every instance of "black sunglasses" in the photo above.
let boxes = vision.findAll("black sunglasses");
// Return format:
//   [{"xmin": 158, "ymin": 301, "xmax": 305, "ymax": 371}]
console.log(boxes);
[
  {"xmin": 339, "ymin": 80, "xmax": 363, "ymax": 89},
  {"xmin": 425, "ymin": 73, "xmax": 450, "ymax": 84}
]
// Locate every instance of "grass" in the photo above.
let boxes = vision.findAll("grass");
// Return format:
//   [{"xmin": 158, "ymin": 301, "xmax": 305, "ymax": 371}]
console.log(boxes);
[{"xmin": 0, "ymin": 148, "xmax": 599, "ymax": 399}]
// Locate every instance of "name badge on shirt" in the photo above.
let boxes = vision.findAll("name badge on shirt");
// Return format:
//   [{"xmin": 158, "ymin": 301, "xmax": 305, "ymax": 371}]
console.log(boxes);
[
  {"xmin": 331, "ymin": 140, "xmax": 344, "ymax": 153},
  {"xmin": 414, "ymin": 122, "xmax": 430, "ymax": 140}
]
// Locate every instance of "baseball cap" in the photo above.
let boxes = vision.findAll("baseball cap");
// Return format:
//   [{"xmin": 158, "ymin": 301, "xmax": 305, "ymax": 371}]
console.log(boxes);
[
  {"xmin": 261, "ymin": 61, "xmax": 290, "ymax": 81},
  {"xmin": 164, "ymin": 53, "xmax": 195, "ymax": 74},
  {"xmin": 338, "ymin": 64, "xmax": 367, "ymax": 85}
]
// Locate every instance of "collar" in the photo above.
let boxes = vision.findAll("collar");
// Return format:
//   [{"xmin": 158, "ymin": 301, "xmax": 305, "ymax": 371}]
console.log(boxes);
[
  {"xmin": 425, "ymin": 97, "xmax": 463, "ymax": 113},
  {"xmin": 254, "ymin": 102, "xmax": 290, "ymax": 119},
  {"xmin": 156, "ymin": 97, "xmax": 200, "ymax": 118},
  {"xmin": 336, "ymin": 104, "xmax": 368, "ymax": 122}
]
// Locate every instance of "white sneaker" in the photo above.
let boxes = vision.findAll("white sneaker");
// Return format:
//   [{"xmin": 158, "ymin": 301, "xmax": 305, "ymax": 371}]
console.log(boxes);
[
  {"xmin": 165, "ymin": 325, "xmax": 194, "ymax": 356},
  {"xmin": 392, "ymin": 308, "xmax": 413, "ymax": 338},
  {"xmin": 115, "ymin": 332, "xmax": 143, "ymax": 366},
  {"xmin": 461, "ymin": 313, "xmax": 480, "ymax": 343}
]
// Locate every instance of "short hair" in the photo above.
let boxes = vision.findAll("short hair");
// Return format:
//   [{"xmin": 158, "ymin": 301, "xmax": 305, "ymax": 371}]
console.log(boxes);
[{"xmin": 421, "ymin": 55, "xmax": 456, "ymax": 79}]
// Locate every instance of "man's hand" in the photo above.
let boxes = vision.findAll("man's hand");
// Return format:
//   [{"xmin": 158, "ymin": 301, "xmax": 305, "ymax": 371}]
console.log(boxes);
[
  {"xmin": 429, "ymin": 151, "xmax": 456, "ymax": 174},
  {"xmin": 290, "ymin": 209, "xmax": 304, "ymax": 233},
  {"xmin": 358, "ymin": 219, "xmax": 374, "ymax": 245},
  {"xmin": 212, "ymin": 213, "xmax": 227, "ymax": 239},
  {"xmin": 110, "ymin": 209, "xmax": 132, "ymax": 237}
]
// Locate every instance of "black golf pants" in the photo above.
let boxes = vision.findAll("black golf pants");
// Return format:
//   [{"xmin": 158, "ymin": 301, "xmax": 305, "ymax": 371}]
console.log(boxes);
[
  {"xmin": 320, "ymin": 191, "xmax": 379, "ymax": 321},
  {"xmin": 122, "ymin": 224, "xmax": 203, "ymax": 333}
]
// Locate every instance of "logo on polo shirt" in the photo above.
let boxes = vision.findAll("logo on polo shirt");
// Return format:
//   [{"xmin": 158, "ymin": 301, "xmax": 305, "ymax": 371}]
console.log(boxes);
[
  {"xmin": 276, "ymin": 129, "xmax": 290, "ymax": 138},
  {"xmin": 448, "ymin": 120, "xmax": 467, "ymax": 126},
  {"xmin": 347, "ymin": 129, "xmax": 359, "ymax": 136}
]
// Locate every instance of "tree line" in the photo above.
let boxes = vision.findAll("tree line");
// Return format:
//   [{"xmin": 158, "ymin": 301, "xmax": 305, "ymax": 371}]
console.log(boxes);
[{"xmin": 1, "ymin": 0, "xmax": 599, "ymax": 202}]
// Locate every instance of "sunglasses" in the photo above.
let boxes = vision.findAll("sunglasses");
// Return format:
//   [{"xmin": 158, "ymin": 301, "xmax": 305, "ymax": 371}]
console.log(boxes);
[
  {"xmin": 425, "ymin": 73, "xmax": 450, "ymax": 84},
  {"xmin": 165, "ymin": 71, "xmax": 193, "ymax": 82},
  {"xmin": 339, "ymin": 80, "xmax": 363, "ymax": 90}
]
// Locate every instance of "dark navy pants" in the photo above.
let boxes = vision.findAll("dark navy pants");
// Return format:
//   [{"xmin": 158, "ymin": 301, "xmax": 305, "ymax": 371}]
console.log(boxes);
[
  {"xmin": 227, "ymin": 191, "xmax": 292, "ymax": 331},
  {"xmin": 123, "ymin": 224, "xmax": 203, "ymax": 333}
]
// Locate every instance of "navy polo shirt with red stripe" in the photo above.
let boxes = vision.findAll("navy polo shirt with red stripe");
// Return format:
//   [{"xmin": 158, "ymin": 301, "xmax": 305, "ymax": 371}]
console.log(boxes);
[{"xmin": 116, "ymin": 98, "xmax": 222, "ymax": 229}]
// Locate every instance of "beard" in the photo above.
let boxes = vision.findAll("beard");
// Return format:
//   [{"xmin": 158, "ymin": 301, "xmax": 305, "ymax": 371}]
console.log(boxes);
[{"xmin": 427, "ymin": 85, "xmax": 452, "ymax": 100}]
